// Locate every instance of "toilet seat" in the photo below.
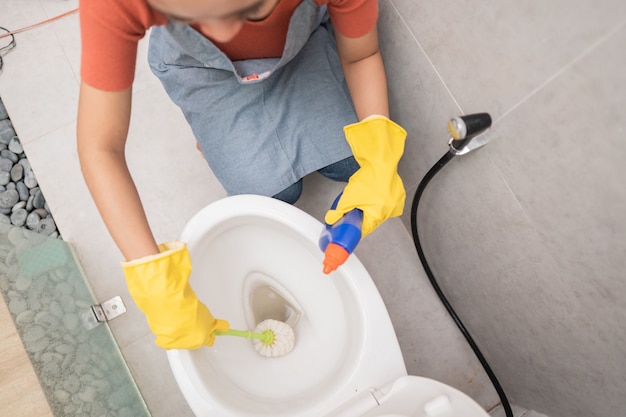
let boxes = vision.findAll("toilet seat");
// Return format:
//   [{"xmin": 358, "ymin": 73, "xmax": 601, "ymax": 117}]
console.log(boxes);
[
  {"xmin": 326, "ymin": 376, "xmax": 490, "ymax": 417},
  {"xmin": 170, "ymin": 195, "xmax": 491, "ymax": 417}
]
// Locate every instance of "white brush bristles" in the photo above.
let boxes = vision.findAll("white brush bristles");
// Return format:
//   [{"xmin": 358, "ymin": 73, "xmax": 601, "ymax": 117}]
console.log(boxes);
[{"xmin": 253, "ymin": 319, "xmax": 295, "ymax": 358}]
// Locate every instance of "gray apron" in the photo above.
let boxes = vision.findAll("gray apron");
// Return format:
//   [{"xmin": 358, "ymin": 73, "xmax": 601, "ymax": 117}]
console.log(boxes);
[{"xmin": 148, "ymin": 0, "xmax": 357, "ymax": 196}]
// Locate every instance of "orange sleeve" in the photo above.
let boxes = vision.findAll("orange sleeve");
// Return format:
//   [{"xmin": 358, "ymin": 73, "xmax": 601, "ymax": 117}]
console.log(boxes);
[
  {"xmin": 79, "ymin": 0, "xmax": 167, "ymax": 91},
  {"xmin": 321, "ymin": 0, "xmax": 379, "ymax": 38}
]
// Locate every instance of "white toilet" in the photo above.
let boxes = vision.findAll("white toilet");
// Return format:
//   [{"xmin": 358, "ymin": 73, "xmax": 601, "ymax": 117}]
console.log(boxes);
[{"xmin": 169, "ymin": 195, "xmax": 490, "ymax": 417}]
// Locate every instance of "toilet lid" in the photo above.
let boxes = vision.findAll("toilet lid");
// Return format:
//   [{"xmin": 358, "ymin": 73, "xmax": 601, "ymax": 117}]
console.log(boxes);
[{"xmin": 357, "ymin": 376, "xmax": 490, "ymax": 417}]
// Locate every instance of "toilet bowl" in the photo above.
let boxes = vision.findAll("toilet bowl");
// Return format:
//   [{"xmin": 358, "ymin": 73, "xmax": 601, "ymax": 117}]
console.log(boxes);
[{"xmin": 169, "ymin": 195, "xmax": 490, "ymax": 417}]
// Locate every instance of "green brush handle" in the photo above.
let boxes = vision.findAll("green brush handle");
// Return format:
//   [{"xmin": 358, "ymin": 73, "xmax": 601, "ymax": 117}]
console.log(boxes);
[{"xmin": 214, "ymin": 328, "xmax": 273, "ymax": 345}]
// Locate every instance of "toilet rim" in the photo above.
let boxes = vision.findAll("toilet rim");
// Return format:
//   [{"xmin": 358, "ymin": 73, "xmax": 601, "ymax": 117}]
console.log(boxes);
[
  {"xmin": 181, "ymin": 194, "xmax": 321, "ymax": 245},
  {"xmin": 354, "ymin": 375, "xmax": 491, "ymax": 417},
  {"xmin": 169, "ymin": 195, "xmax": 491, "ymax": 417},
  {"xmin": 169, "ymin": 194, "xmax": 409, "ymax": 417}
]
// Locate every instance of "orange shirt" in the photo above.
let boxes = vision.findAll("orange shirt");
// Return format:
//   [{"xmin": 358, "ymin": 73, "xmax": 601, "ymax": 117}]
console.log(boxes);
[{"xmin": 79, "ymin": 0, "xmax": 378, "ymax": 91}]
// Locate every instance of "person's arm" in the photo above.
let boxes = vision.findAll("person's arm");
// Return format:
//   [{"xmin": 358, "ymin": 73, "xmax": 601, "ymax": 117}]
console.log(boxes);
[
  {"xmin": 77, "ymin": 81, "xmax": 229, "ymax": 349},
  {"xmin": 325, "ymin": 24, "xmax": 407, "ymax": 237},
  {"xmin": 334, "ymin": 24, "xmax": 389, "ymax": 120},
  {"xmin": 77, "ymin": 82, "xmax": 160, "ymax": 260}
]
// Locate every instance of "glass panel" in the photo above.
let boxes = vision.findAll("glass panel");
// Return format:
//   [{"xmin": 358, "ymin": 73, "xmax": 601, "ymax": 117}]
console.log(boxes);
[{"xmin": 0, "ymin": 223, "xmax": 151, "ymax": 417}]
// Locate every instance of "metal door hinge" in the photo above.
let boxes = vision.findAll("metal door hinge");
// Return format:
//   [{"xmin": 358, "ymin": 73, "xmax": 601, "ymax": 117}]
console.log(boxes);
[{"xmin": 91, "ymin": 296, "xmax": 126, "ymax": 322}]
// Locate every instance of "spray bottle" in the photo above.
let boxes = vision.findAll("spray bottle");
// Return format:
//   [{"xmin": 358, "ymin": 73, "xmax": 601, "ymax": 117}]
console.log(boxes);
[{"xmin": 319, "ymin": 194, "xmax": 363, "ymax": 274}]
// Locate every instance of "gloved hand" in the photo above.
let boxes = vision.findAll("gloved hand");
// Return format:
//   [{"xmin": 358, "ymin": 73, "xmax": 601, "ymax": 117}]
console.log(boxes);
[
  {"xmin": 121, "ymin": 241, "xmax": 229, "ymax": 349},
  {"xmin": 325, "ymin": 115, "xmax": 407, "ymax": 237}
]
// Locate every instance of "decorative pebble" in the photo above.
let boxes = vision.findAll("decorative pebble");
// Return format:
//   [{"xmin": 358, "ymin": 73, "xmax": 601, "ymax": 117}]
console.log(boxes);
[
  {"xmin": 25, "ymin": 337, "xmax": 49, "ymax": 353},
  {"xmin": 26, "ymin": 194, "xmax": 34, "ymax": 211},
  {"xmin": 63, "ymin": 404, "xmax": 78, "ymax": 415},
  {"xmin": 78, "ymin": 386, "xmax": 98, "ymax": 403},
  {"xmin": 0, "ymin": 99, "xmax": 8, "ymax": 119},
  {"xmin": 41, "ymin": 351, "xmax": 63, "ymax": 363},
  {"xmin": 0, "ymin": 170, "xmax": 10, "ymax": 186},
  {"xmin": 8, "ymin": 297, "xmax": 27, "ymax": 315},
  {"xmin": 56, "ymin": 282, "xmax": 73, "ymax": 296},
  {"xmin": 10, "ymin": 207, "xmax": 27, "ymax": 227},
  {"xmin": 15, "ymin": 309, "xmax": 35, "ymax": 326},
  {"xmin": 7, "ymin": 223, "xmax": 26, "ymax": 243},
  {"xmin": 33, "ymin": 209, "xmax": 49, "ymax": 222},
  {"xmin": 60, "ymin": 295, "xmax": 75, "ymax": 313},
  {"xmin": 16, "ymin": 180, "xmax": 28, "ymax": 201},
  {"xmin": 63, "ymin": 313, "xmax": 79, "ymax": 332},
  {"xmin": 90, "ymin": 378, "xmax": 110, "ymax": 392},
  {"xmin": 23, "ymin": 166, "xmax": 38, "ymax": 188},
  {"xmin": 55, "ymin": 343, "xmax": 74, "ymax": 355},
  {"xmin": 0, "ymin": 189, "xmax": 19, "ymax": 209},
  {"xmin": 49, "ymin": 300, "xmax": 65, "ymax": 319},
  {"xmin": 26, "ymin": 211, "xmax": 40, "ymax": 229},
  {"xmin": 0, "ymin": 119, "xmax": 15, "ymax": 145},
  {"xmin": 18, "ymin": 158, "xmax": 30, "ymax": 170},
  {"xmin": 37, "ymin": 217, "xmax": 57, "ymax": 236},
  {"xmin": 54, "ymin": 389, "xmax": 71, "ymax": 403},
  {"xmin": 22, "ymin": 325, "xmax": 46, "ymax": 342},
  {"xmin": 1, "ymin": 149, "xmax": 18, "ymax": 163},
  {"xmin": 8, "ymin": 136, "xmax": 23, "ymax": 154},
  {"xmin": 35, "ymin": 310, "xmax": 60, "ymax": 328},
  {"xmin": 63, "ymin": 374, "xmax": 81, "ymax": 394},
  {"xmin": 0, "ymin": 158, "xmax": 12, "ymax": 172},
  {"xmin": 42, "ymin": 361, "xmax": 61, "ymax": 376},
  {"xmin": 33, "ymin": 189, "xmax": 45, "ymax": 209},
  {"xmin": 10, "ymin": 163, "xmax": 23, "ymax": 181},
  {"xmin": 12, "ymin": 200, "xmax": 26, "ymax": 211},
  {"xmin": 14, "ymin": 272, "xmax": 33, "ymax": 291}
]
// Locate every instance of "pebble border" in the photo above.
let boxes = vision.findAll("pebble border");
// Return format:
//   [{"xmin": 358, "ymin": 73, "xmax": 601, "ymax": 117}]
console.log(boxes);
[{"xmin": 0, "ymin": 97, "xmax": 60, "ymax": 238}]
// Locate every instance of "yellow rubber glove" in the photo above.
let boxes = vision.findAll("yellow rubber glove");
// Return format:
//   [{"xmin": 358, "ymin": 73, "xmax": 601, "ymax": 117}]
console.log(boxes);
[
  {"xmin": 121, "ymin": 241, "xmax": 229, "ymax": 349},
  {"xmin": 325, "ymin": 116, "xmax": 407, "ymax": 237}
]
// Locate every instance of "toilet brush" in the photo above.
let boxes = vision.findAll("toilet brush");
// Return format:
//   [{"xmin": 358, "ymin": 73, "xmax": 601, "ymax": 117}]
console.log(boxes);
[{"xmin": 214, "ymin": 319, "xmax": 295, "ymax": 358}]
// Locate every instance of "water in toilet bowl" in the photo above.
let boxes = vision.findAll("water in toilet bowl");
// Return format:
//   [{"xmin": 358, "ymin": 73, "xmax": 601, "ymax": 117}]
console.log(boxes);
[{"xmin": 244, "ymin": 273, "xmax": 303, "ymax": 330}]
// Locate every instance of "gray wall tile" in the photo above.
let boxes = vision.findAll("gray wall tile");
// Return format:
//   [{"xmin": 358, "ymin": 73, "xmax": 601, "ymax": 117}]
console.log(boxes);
[
  {"xmin": 387, "ymin": 0, "xmax": 626, "ymax": 118},
  {"xmin": 380, "ymin": 0, "xmax": 626, "ymax": 416}
]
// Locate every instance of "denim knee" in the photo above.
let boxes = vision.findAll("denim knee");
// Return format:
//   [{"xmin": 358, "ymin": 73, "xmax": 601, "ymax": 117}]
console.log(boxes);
[
  {"xmin": 317, "ymin": 156, "xmax": 359, "ymax": 183},
  {"xmin": 272, "ymin": 179, "xmax": 303, "ymax": 204}
]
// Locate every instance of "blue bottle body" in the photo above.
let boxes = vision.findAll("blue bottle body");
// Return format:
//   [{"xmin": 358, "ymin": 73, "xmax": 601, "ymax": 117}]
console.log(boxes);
[{"xmin": 319, "ymin": 194, "xmax": 363, "ymax": 255}]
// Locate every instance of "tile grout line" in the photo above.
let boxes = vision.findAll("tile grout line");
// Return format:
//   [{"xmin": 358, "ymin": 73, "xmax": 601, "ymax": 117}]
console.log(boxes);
[
  {"xmin": 482, "ymin": 133, "xmax": 569, "ymax": 289},
  {"xmin": 493, "ymin": 16, "xmax": 626, "ymax": 126},
  {"xmin": 483, "ymin": 16, "xmax": 626, "ymax": 263},
  {"xmin": 387, "ymin": 0, "xmax": 464, "ymax": 115},
  {"xmin": 50, "ymin": 13, "xmax": 81, "ymax": 84},
  {"xmin": 478, "ymin": 19, "xmax": 626, "ymax": 316}
]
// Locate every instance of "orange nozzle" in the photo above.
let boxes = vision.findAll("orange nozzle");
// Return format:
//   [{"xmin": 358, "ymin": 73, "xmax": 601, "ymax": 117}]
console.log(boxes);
[{"xmin": 323, "ymin": 243, "xmax": 350, "ymax": 274}]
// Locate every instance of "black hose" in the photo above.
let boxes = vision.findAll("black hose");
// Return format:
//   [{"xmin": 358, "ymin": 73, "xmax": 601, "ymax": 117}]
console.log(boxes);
[{"xmin": 410, "ymin": 150, "xmax": 514, "ymax": 417}]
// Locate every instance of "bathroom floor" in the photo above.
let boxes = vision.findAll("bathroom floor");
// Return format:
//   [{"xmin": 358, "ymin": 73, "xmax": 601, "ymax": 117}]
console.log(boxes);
[
  {"xmin": 0, "ymin": 1, "xmax": 549, "ymax": 416},
  {"xmin": 489, "ymin": 406, "xmax": 550, "ymax": 417}
]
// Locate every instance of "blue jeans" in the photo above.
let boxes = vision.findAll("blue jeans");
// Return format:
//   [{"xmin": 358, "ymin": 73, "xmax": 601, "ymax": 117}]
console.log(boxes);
[{"xmin": 273, "ymin": 156, "xmax": 359, "ymax": 204}]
